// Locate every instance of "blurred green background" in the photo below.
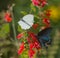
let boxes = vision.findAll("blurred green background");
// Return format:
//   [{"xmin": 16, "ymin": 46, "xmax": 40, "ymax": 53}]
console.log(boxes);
[{"xmin": 0, "ymin": 0, "xmax": 60, "ymax": 58}]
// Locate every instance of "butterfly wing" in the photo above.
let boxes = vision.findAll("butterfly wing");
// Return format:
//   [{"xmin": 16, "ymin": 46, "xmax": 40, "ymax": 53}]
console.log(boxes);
[
  {"xmin": 23, "ymin": 14, "xmax": 34, "ymax": 26},
  {"xmin": 38, "ymin": 27, "xmax": 52, "ymax": 37},
  {"xmin": 37, "ymin": 27, "xmax": 52, "ymax": 47},
  {"xmin": 18, "ymin": 20, "xmax": 30, "ymax": 30},
  {"xmin": 18, "ymin": 14, "xmax": 34, "ymax": 30}
]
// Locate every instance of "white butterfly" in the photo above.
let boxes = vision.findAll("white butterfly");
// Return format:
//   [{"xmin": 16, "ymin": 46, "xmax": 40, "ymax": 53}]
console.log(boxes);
[{"xmin": 18, "ymin": 14, "xmax": 34, "ymax": 30}]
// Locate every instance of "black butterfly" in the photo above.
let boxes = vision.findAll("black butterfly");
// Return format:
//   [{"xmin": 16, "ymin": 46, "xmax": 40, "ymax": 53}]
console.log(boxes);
[{"xmin": 37, "ymin": 27, "xmax": 52, "ymax": 48}]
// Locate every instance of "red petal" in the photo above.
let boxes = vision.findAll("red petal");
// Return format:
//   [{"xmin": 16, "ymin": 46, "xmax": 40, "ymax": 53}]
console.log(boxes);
[
  {"xmin": 41, "ymin": 1, "xmax": 47, "ymax": 7},
  {"xmin": 28, "ymin": 32, "xmax": 38, "ymax": 42},
  {"xmin": 5, "ymin": 13, "xmax": 12, "ymax": 22},
  {"xmin": 18, "ymin": 42, "xmax": 24, "ymax": 55},
  {"xmin": 27, "ymin": 37, "xmax": 31, "ymax": 43},
  {"xmin": 34, "ymin": 41, "xmax": 41, "ymax": 49},
  {"xmin": 16, "ymin": 33, "xmax": 24, "ymax": 39},
  {"xmin": 32, "ymin": 0, "xmax": 40, "ymax": 6},
  {"xmin": 43, "ymin": 18, "xmax": 50, "ymax": 25},
  {"xmin": 28, "ymin": 49, "xmax": 35, "ymax": 58},
  {"xmin": 30, "ymin": 43, "xmax": 34, "ymax": 49},
  {"xmin": 6, "ymin": 17, "xmax": 12, "ymax": 22}
]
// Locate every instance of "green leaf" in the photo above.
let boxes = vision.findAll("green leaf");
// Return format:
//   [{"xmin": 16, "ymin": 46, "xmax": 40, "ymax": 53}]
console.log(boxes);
[{"xmin": 20, "ymin": 11, "xmax": 28, "ymax": 15}]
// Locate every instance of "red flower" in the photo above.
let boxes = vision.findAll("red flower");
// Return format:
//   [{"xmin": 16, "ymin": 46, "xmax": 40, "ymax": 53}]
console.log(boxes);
[
  {"xmin": 28, "ymin": 49, "xmax": 35, "ymax": 58},
  {"xmin": 43, "ymin": 18, "xmax": 50, "ymax": 26},
  {"xmin": 31, "ymin": 0, "xmax": 47, "ymax": 7},
  {"xmin": 18, "ymin": 42, "xmax": 24, "ymax": 55},
  {"xmin": 32, "ymin": 23, "xmax": 39, "ymax": 29},
  {"xmin": 41, "ymin": 1, "xmax": 47, "ymax": 7},
  {"xmin": 29, "ymin": 43, "xmax": 34, "ymax": 49},
  {"xmin": 28, "ymin": 32, "xmax": 41, "ymax": 49},
  {"xmin": 16, "ymin": 33, "xmax": 24, "ymax": 39},
  {"xmin": 34, "ymin": 41, "xmax": 41, "ymax": 50},
  {"xmin": 31, "ymin": 0, "xmax": 40, "ymax": 6},
  {"xmin": 38, "ymin": 0, "xmax": 47, "ymax": 7},
  {"xmin": 28, "ymin": 32, "xmax": 38, "ymax": 42},
  {"xmin": 5, "ymin": 12, "xmax": 12, "ymax": 22}
]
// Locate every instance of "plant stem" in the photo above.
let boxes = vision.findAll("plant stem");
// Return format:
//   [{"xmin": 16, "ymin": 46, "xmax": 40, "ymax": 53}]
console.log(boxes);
[{"xmin": 9, "ymin": 4, "xmax": 17, "ymax": 41}]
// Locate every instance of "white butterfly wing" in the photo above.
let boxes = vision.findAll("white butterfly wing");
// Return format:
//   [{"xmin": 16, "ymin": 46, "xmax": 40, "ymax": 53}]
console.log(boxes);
[
  {"xmin": 18, "ymin": 14, "xmax": 34, "ymax": 30},
  {"xmin": 18, "ymin": 20, "xmax": 30, "ymax": 30},
  {"xmin": 23, "ymin": 14, "xmax": 34, "ymax": 26}
]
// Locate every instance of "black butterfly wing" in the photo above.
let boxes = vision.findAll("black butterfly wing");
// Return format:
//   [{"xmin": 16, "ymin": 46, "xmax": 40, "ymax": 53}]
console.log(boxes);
[
  {"xmin": 38, "ymin": 27, "xmax": 52, "ymax": 37},
  {"xmin": 37, "ymin": 27, "xmax": 52, "ymax": 47}
]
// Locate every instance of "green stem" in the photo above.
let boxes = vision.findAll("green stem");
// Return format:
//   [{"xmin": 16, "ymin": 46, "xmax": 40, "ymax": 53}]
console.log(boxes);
[
  {"xmin": 9, "ymin": 4, "xmax": 17, "ymax": 42},
  {"xmin": 11, "ymin": 11, "xmax": 17, "ymax": 41}
]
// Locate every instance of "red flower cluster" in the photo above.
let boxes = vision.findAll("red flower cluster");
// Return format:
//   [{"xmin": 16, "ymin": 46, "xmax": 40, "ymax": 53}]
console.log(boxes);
[
  {"xmin": 18, "ymin": 42, "xmax": 25, "ymax": 55},
  {"xmin": 16, "ymin": 33, "xmax": 24, "ymax": 39},
  {"xmin": 34, "ymin": 41, "xmax": 40, "ymax": 49},
  {"xmin": 42, "ymin": 10, "xmax": 51, "ymax": 27},
  {"xmin": 28, "ymin": 43, "xmax": 35, "ymax": 58},
  {"xmin": 31, "ymin": 0, "xmax": 40, "ymax": 6},
  {"xmin": 39, "ymin": 0, "xmax": 47, "ymax": 7},
  {"xmin": 27, "ymin": 32, "xmax": 41, "ymax": 58},
  {"xmin": 29, "ymin": 43, "xmax": 34, "ymax": 49},
  {"xmin": 42, "ymin": 18, "xmax": 50, "ymax": 27},
  {"xmin": 28, "ymin": 49, "xmax": 35, "ymax": 58},
  {"xmin": 5, "ymin": 12, "xmax": 12, "ymax": 22},
  {"xmin": 28, "ymin": 32, "xmax": 41, "ymax": 49},
  {"xmin": 31, "ymin": 0, "xmax": 47, "ymax": 7}
]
